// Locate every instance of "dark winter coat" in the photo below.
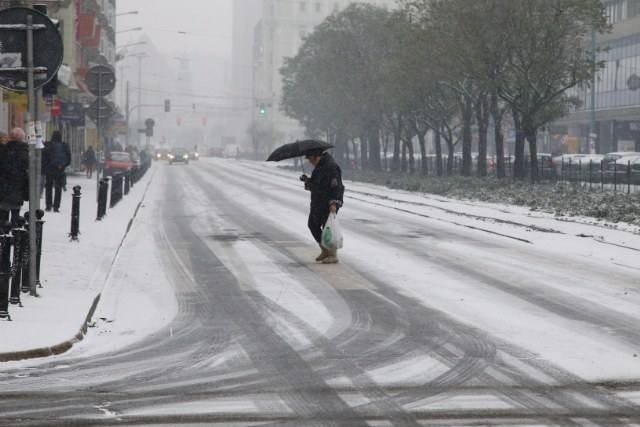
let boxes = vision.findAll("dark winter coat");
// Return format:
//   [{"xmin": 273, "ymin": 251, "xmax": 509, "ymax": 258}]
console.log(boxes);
[
  {"xmin": 43, "ymin": 140, "xmax": 71, "ymax": 176},
  {"xmin": 0, "ymin": 140, "xmax": 29, "ymax": 209},
  {"xmin": 83, "ymin": 148, "xmax": 97, "ymax": 166},
  {"xmin": 306, "ymin": 153, "xmax": 345, "ymax": 212}
]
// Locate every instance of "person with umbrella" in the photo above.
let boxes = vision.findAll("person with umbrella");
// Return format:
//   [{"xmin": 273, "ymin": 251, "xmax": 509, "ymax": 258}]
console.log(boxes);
[{"xmin": 268, "ymin": 140, "xmax": 345, "ymax": 263}]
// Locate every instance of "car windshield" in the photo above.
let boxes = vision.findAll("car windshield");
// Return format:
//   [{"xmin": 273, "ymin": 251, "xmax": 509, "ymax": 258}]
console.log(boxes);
[{"xmin": 110, "ymin": 152, "xmax": 130, "ymax": 162}]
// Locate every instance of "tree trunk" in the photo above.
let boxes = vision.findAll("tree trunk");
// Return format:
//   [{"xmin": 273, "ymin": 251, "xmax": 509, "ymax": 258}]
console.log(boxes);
[
  {"xmin": 401, "ymin": 140, "xmax": 407, "ymax": 173},
  {"xmin": 513, "ymin": 110, "xmax": 526, "ymax": 179},
  {"xmin": 444, "ymin": 126, "xmax": 455, "ymax": 175},
  {"xmin": 435, "ymin": 127, "xmax": 443, "ymax": 177},
  {"xmin": 525, "ymin": 123, "xmax": 539, "ymax": 183},
  {"xmin": 368, "ymin": 126, "xmax": 381, "ymax": 172},
  {"xmin": 418, "ymin": 131, "xmax": 428, "ymax": 176},
  {"xmin": 406, "ymin": 138, "xmax": 415, "ymax": 174},
  {"xmin": 490, "ymin": 92, "xmax": 505, "ymax": 178},
  {"xmin": 382, "ymin": 132, "xmax": 390, "ymax": 172},
  {"xmin": 392, "ymin": 115, "xmax": 402, "ymax": 172},
  {"xmin": 475, "ymin": 94, "xmax": 489, "ymax": 177},
  {"xmin": 360, "ymin": 135, "xmax": 368, "ymax": 170},
  {"xmin": 461, "ymin": 95, "xmax": 473, "ymax": 176},
  {"xmin": 351, "ymin": 140, "xmax": 358, "ymax": 169}
]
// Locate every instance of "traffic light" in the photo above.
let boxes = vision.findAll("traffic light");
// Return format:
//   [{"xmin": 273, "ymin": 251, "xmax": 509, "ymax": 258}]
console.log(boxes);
[
  {"xmin": 164, "ymin": 99, "xmax": 171, "ymax": 113},
  {"xmin": 259, "ymin": 103, "xmax": 267, "ymax": 116},
  {"xmin": 145, "ymin": 118, "xmax": 155, "ymax": 137}
]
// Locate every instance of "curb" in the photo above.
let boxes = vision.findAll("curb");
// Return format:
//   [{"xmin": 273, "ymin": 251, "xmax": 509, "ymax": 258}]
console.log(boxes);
[{"xmin": 0, "ymin": 169, "xmax": 155, "ymax": 364}]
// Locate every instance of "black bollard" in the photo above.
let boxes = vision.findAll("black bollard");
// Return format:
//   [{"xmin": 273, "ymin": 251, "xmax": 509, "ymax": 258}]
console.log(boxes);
[
  {"xmin": 35, "ymin": 210, "xmax": 45, "ymax": 288},
  {"xmin": 69, "ymin": 186, "xmax": 81, "ymax": 241},
  {"xmin": 124, "ymin": 173, "xmax": 130, "ymax": 196},
  {"xmin": 97, "ymin": 179, "xmax": 108, "ymax": 221},
  {"xmin": 20, "ymin": 216, "xmax": 31, "ymax": 295},
  {"xmin": 0, "ymin": 221, "xmax": 13, "ymax": 320},
  {"xmin": 10, "ymin": 218, "xmax": 26, "ymax": 306}
]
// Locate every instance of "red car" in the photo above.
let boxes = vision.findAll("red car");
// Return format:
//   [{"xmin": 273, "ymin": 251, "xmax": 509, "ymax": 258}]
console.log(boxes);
[{"xmin": 104, "ymin": 151, "xmax": 134, "ymax": 176}]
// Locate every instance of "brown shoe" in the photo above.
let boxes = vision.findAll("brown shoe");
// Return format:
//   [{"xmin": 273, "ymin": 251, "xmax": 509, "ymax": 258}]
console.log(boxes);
[
  {"xmin": 321, "ymin": 249, "xmax": 339, "ymax": 264},
  {"xmin": 316, "ymin": 247, "xmax": 330, "ymax": 263}
]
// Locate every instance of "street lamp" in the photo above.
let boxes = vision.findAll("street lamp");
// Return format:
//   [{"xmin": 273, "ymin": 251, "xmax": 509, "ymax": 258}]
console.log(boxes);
[{"xmin": 117, "ymin": 27, "xmax": 142, "ymax": 34}]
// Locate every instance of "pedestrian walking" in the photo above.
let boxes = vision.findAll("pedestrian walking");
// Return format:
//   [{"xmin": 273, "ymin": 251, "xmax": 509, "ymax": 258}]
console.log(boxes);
[
  {"xmin": 42, "ymin": 131, "xmax": 71, "ymax": 213},
  {"xmin": 82, "ymin": 146, "xmax": 97, "ymax": 179},
  {"xmin": 300, "ymin": 149, "xmax": 345, "ymax": 264},
  {"xmin": 0, "ymin": 128, "xmax": 29, "ymax": 226}
]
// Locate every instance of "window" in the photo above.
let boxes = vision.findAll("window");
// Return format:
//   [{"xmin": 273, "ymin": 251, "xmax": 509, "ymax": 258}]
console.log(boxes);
[
  {"xmin": 299, "ymin": 1, "xmax": 307, "ymax": 12},
  {"xmin": 629, "ymin": 0, "xmax": 640, "ymax": 18}
]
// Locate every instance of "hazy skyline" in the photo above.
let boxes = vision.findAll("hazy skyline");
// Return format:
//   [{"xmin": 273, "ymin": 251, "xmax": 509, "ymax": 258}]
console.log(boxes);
[{"xmin": 116, "ymin": 0, "xmax": 233, "ymax": 59}]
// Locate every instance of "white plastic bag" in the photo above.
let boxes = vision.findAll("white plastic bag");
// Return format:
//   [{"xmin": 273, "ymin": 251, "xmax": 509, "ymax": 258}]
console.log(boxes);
[{"xmin": 322, "ymin": 213, "xmax": 344, "ymax": 250}]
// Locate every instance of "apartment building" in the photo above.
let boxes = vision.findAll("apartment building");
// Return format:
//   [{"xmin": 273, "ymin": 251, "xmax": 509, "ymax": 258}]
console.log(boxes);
[{"xmin": 557, "ymin": 0, "xmax": 640, "ymax": 153}]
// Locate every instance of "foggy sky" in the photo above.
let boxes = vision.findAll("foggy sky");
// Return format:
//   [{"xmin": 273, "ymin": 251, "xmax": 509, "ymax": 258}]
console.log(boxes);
[{"xmin": 116, "ymin": 0, "xmax": 233, "ymax": 58}]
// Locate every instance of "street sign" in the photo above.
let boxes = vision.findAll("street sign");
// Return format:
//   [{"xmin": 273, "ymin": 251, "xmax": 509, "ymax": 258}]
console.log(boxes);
[
  {"xmin": 86, "ymin": 65, "xmax": 116, "ymax": 97},
  {"xmin": 87, "ymin": 99, "xmax": 115, "ymax": 122},
  {"xmin": 59, "ymin": 102, "xmax": 85, "ymax": 126},
  {"xmin": 0, "ymin": 7, "xmax": 63, "ymax": 92}
]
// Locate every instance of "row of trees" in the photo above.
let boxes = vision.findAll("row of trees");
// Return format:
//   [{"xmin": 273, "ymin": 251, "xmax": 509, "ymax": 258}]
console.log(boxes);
[{"xmin": 281, "ymin": 0, "xmax": 610, "ymax": 180}]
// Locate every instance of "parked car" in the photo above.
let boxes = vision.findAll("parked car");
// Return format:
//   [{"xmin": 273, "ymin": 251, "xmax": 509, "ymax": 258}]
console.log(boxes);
[
  {"xmin": 603, "ymin": 151, "xmax": 640, "ymax": 177},
  {"xmin": 610, "ymin": 156, "xmax": 640, "ymax": 183},
  {"xmin": 168, "ymin": 148, "xmax": 190, "ymax": 165},
  {"xmin": 103, "ymin": 151, "xmax": 134, "ymax": 177}
]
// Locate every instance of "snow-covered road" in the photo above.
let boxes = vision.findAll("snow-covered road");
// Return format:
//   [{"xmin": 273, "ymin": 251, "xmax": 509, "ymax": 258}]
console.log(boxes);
[{"xmin": 1, "ymin": 158, "xmax": 639, "ymax": 426}]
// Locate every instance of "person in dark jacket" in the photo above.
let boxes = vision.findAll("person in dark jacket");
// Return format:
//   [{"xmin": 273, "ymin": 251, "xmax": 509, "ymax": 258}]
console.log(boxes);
[
  {"xmin": 0, "ymin": 128, "xmax": 29, "ymax": 226},
  {"xmin": 43, "ymin": 131, "xmax": 71, "ymax": 212},
  {"xmin": 300, "ymin": 149, "xmax": 345, "ymax": 264},
  {"xmin": 82, "ymin": 146, "xmax": 97, "ymax": 179}
]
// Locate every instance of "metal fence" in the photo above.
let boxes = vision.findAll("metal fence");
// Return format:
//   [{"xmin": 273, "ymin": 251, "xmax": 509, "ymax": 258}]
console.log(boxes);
[{"xmin": 376, "ymin": 155, "xmax": 640, "ymax": 194}]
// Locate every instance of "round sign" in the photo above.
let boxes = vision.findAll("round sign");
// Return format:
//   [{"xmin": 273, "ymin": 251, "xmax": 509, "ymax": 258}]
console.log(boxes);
[
  {"xmin": 628, "ymin": 74, "xmax": 640, "ymax": 91},
  {"xmin": 0, "ymin": 7, "xmax": 63, "ymax": 92},
  {"xmin": 86, "ymin": 65, "xmax": 116, "ymax": 97},
  {"xmin": 87, "ymin": 98, "xmax": 115, "ymax": 122}
]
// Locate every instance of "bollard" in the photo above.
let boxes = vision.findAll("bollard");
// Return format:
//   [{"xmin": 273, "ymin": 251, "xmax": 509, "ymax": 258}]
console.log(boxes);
[
  {"xmin": 97, "ymin": 179, "xmax": 108, "ymax": 221},
  {"xmin": 69, "ymin": 186, "xmax": 81, "ymax": 241},
  {"xmin": 10, "ymin": 218, "xmax": 26, "ymax": 306},
  {"xmin": 20, "ymin": 216, "xmax": 31, "ymax": 295},
  {"xmin": 0, "ymin": 221, "xmax": 13, "ymax": 320},
  {"xmin": 35, "ymin": 210, "xmax": 44, "ymax": 288},
  {"xmin": 124, "ymin": 173, "xmax": 130, "ymax": 196},
  {"xmin": 110, "ymin": 174, "xmax": 123, "ymax": 208}
]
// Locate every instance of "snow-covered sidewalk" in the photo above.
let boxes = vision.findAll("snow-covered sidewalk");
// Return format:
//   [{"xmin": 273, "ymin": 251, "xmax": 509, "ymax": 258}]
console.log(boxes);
[{"xmin": 0, "ymin": 169, "xmax": 154, "ymax": 360}]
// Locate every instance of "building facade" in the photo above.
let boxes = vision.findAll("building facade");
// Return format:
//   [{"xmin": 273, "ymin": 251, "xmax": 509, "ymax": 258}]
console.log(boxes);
[
  {"xmin": 557, "ymin": 0, "xmax": 640, "ymax": 153},
  {"xmin": 250, "ymin": 0, "xmax": 394, "ymax": 154}
]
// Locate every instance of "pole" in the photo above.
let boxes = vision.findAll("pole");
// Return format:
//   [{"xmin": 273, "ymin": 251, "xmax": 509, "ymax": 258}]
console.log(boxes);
[
  {"xmin": 96, "ymin": 73, "xmax": 102, "ymax": 200},
  {"xmin": 137, "ymin": 56, "xmax": 143, "ymax": 146},
  {"xmin": 26, "ymin": 14, "xmax": 38, "ymax": 297},
  {"xmin": 589, "ymin": 28, "xmax": 597, "ymax": 153},
  {"xmin": 126, "ymin": 80, "xmax": 130, "ymax": 147}
]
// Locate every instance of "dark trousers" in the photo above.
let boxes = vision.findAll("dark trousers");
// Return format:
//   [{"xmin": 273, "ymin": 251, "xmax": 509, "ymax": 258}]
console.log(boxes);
[
  {"xmin": 308, "ymin": 208, "xmax": 330, "ymax": 244},
  {"xmin": 45, "ymin": 172, "xmax": 65, "ymax": 210},
  {"xmin": 0, "ymin": 209, "xmax": 21, "ymax": 228}
]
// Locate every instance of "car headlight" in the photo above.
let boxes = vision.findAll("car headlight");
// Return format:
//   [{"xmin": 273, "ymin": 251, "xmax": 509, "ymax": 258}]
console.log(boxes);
[
  {"xmin": 168, "ymin": 154, "xmax": 174, "ymax": 159},
  {"xmin": 194, "ymin": 152, "xmax": 199, "ymax": 157},
  {"xmin": 183, "ymin": 154, "xmax": 189, "ymax": 159}
]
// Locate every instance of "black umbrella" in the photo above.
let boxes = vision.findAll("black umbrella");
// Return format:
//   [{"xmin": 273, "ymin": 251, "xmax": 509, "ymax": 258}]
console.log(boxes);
[{"xmin": 266, "ymin": 139, "xmax": 334, "ymax": 162}]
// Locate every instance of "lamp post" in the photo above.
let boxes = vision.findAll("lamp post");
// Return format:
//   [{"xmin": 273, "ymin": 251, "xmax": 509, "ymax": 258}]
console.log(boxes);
[
  {"xmin": 117, "ymin": 27, "xmax": 142, "ymax": 35},
  {"xmin": 116, "ymin": 11, "xmax": 139, "ymax": 17}
]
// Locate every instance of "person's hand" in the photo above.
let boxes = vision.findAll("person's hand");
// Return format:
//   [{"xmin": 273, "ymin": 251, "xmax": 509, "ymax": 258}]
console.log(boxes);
[
  {"xmin": 329, "ymin": 203, "xmax": 337, "ymax": 214},
  {"xmin": 299, "ymin": 174, "xmax": 309, "ymax": 182}
]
